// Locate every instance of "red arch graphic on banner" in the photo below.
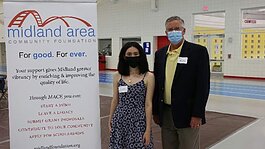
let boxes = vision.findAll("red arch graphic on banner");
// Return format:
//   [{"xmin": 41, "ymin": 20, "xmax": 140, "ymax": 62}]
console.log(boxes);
[{"xmin": 8, "ymin": 10, "xmax": 92, "ymax": 27}]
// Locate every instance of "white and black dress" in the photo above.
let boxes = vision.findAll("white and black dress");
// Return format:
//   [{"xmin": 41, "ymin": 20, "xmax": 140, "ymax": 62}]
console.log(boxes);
[{"xmin": 109, "ymin": 75, "xmax": 153, "ymax": 149}]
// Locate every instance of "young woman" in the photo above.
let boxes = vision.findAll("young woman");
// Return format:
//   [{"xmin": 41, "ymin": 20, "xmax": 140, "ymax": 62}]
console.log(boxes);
[{"xmin": 109, "ymin": 42, "xmax": 155, "ymax": 149}]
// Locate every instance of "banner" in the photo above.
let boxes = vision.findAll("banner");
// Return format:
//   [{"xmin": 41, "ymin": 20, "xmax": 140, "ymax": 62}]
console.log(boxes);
[{"xmin": 4, "ymin": 1, "xmax": 100, "ymax": 148}]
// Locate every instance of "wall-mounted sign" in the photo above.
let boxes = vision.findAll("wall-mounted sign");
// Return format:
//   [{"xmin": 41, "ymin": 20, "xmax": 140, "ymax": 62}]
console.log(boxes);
[
  {"xmin": 244, "ymin": 19, "xmax": 257, "ymax": 24},
  {"xmin": 143, "ymin": 42, "xmax": 151, "ymax": 55}
]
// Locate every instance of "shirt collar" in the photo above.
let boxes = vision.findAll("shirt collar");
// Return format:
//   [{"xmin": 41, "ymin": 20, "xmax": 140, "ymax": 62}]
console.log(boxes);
[{"xmin": 167, "ymin": 40, "xmax": 184, "ymax": 55}]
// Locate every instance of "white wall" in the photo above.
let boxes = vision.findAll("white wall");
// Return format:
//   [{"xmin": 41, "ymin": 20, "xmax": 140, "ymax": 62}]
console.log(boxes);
[
  {"xmin": 0, "ymin": 0, "xmax": 264, "ymax": 77},
  {"xmin": 0, "ymin": 0, "xmax": 5, "ymax": 71},
  {"xmin": 97, "ymin": 0, "xmax": 265, "ymax": 78},
  {"xmin": 223, "ymin": 0, "xmax": 265, "ymax": 78},
  {"xmin": 98, "ymin": 0, "xmax": 196, "ymax": 71},
  {"xmin": 0, "ymin": 1, "xmax": 4, "ymax": 43}
]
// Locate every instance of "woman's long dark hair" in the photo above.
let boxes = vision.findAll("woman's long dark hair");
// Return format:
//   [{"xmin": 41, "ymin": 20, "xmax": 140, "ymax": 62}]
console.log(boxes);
[{"xmin": 117, "ymin": 42, "xmax": 149, "ymax": 76}]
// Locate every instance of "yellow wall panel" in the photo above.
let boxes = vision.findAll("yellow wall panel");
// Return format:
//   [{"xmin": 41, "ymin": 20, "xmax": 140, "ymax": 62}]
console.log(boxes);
[{"xmin": 241, "ymin": 30, "xmax": 265, "ymax": 59}]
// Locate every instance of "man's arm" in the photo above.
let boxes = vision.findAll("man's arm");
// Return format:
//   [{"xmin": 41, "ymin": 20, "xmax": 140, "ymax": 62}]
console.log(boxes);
[
  {"xmin": 152, "ymin": 51, "xmax": 160, "ymax": 125},
  {"xmin": 192, "ymin": 46, "xmax": 210, "ymax": 118}
]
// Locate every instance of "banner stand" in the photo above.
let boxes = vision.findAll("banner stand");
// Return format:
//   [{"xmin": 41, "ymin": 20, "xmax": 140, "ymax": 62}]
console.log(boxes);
[{"xmin": 4, "ymin": 0, "xmax": 101, "ymax": 148}]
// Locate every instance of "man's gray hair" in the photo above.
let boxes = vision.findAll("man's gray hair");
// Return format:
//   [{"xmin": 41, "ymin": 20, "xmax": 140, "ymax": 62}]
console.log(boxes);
[{"xmin": 165, "ymin": 16, "xmax": 185, "ymax": 26}]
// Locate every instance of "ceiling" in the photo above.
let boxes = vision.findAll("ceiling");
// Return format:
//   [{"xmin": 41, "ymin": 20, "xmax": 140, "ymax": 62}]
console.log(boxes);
[
  {"xmin": 194, "ymin": 8, "xmax": 265, "ymax": 29},
  {"xmin": 243, "ymin": 9, "xmax": 265, "ymax": 20},
  {"xmin": 0, "ymin": 3, "xmax": 265, "ymax": 27}
]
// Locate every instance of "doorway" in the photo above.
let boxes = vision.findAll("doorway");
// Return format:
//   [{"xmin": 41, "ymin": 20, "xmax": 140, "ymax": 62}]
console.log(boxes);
[{"xmin": 193, "ymin": 12, "xmax": 225, "ymax": 74}]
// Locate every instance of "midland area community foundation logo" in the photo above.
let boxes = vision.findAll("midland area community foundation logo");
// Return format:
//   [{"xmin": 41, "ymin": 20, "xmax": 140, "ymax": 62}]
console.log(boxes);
[{"xmin": 7, "ymin": 10, "xmax": 96, "ymax": 39}]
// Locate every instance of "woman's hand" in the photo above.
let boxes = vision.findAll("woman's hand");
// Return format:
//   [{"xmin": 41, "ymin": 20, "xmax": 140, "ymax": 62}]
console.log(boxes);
[{"xmin": 143, "ymin": 131, "xmax": 151, "ymax": 146}]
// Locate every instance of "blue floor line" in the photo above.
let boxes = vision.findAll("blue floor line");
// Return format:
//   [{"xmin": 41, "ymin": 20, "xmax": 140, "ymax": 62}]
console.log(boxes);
[
  {"xmin": 211, "ymin": 84, "xmax": 265, "ymax": 90},
  {"xmin": 211, "ymin": 84, "xmax": 265, "ymax": 89},
  {"xmin": 210, "ymin": 88, "xmax": 265, "ymax": 96},
  {"xmin": 210, "ymin": 90, "xmax": 265, "ymax": 100},
  {"xmin": 210, "ymin": 86, "xmax": 265, "ymax": 94},
  {"xmin": 211, "ymin": 82, "xmax": 265, "ymax": 89}
]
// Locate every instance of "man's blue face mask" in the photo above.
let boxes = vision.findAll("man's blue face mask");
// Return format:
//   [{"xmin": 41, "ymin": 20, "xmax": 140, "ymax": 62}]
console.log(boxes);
[{"xmin": 167, "ymin": 30, "xmax": 183, "ymax": 45}]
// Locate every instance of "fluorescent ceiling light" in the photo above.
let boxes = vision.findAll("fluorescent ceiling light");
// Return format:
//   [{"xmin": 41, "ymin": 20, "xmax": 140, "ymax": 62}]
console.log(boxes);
[{"xmin": 258, "ymin": 8, "xmax": 265, "ymax": 12}]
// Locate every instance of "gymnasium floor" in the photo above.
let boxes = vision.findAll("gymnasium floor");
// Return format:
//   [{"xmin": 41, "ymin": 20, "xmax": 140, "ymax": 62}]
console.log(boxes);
[
  {"xmin": 0, "ymin": 70, "xmax": 265, "ymax": 149},
  {"xmin": 99, "ymin": 70, "xmax": 265, "ymax": 149}
]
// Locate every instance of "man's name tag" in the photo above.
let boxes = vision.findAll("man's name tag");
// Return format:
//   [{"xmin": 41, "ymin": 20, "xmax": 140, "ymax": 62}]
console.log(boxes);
[
  {"xmin": 178, "ymin": 57, "xmax": 188, "ymax": 64},
  {"xmin": 118, "ymin": 86, "xmax": 128, "ymax": 93}
]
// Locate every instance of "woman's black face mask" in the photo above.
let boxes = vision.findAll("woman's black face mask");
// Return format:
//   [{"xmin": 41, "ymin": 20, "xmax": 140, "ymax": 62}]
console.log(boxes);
[{"xmin": 125, "ymin": 56, "xmax": 140, "ymax": 68}]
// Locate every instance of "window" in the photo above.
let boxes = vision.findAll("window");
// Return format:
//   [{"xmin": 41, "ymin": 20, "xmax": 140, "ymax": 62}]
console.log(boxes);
[
  {"xmin": 193, "ymin": 12, "xmax": 225, "ymax": 72},
  {"xmin": 122, "ymin": 37, "xmax": 141, "ymax": 47},
  {"xmin": 98, "ymin": 39, "xmax": 112, "ymax": 56},
  {"xmin": 242, "ymin": 8, "xmax": 265, "ymax": 59}
]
